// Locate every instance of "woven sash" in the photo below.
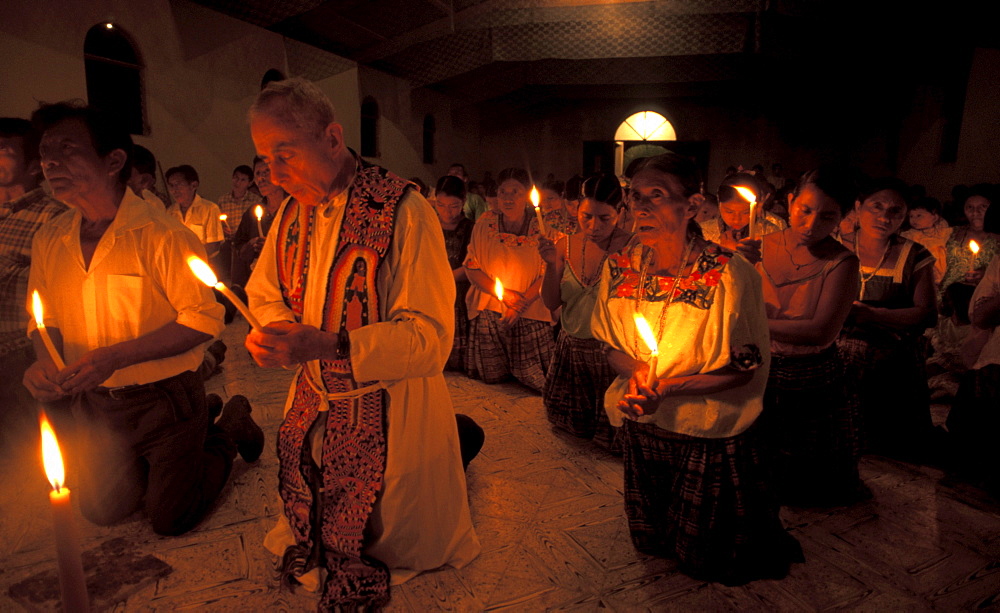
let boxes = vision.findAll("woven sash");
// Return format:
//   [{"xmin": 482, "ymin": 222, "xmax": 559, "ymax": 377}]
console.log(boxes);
[{"xmin": 274, "ymin": 158, "xmax": 409, "ymax": 608}]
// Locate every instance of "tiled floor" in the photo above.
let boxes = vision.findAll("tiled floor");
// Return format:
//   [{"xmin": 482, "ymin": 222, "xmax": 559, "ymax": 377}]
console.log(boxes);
[{"xmin": 2, "ymin": 321, "xmax": 999, "ymax": 611}]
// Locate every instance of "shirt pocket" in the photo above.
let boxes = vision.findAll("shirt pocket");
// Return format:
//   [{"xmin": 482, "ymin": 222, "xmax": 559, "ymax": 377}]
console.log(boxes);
[
  {"xmin": 188, "ymin": 223, "xmax": 205, "ymax": 242},
  {"xmin": 106, "ymin": 274, "xmax": 146, "ymax": 341}
]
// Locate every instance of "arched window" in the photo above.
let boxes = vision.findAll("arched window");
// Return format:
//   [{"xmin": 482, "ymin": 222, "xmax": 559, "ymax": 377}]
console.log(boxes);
[
  {"xmin": 84, "ymin": 23, "xmax": 145, "ymax": 135},
  {"xmin": 614, "ymin": 111, "xmax": 676, "ymax": 177},
  {"xmin": 422, "ymin": 114, "xmax": 435, "ymax": 164},
  {"xmin": 360, "ymin": 97, "xmax": 379, "ymax": 158}
]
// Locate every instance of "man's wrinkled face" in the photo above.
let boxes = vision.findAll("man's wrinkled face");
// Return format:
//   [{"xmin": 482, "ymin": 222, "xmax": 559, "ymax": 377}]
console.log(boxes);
[
  {"xmin": 167, "ymin": 175, "xmax": 198, "ymax": 209},
  {"xmin": 38, "ymin": 118, "xmax": 119, "ymax": 206},
  {"xmin": 250, "ymin": 111, "xmax": 341, "ymax": 206}
]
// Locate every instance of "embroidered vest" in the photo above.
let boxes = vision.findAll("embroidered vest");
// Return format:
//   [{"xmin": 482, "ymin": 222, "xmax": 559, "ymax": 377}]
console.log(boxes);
[{"xmin": 274, "ymin": 157, "xmax": 409, "ymax": 609}]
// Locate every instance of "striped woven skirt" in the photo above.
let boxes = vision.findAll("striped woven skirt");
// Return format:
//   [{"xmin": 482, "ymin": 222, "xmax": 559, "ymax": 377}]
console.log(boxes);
[
  {"xmin": 465, "ymin": 309, "xmax": 555, "ymax": 393},
  {"xmin": 543, "ymin": 331, "xmax": 619, "ymax": 450},
  {"xmin": 762, "ymin": 346, "xmax": 866, "ymax": 506},
  {"xmin": 446, "ymin": 290, "xmax": 470, "ymax": 371},
  {"xmin": 622, "ymin": 420, "xmax": 804, "ymax": 586}
]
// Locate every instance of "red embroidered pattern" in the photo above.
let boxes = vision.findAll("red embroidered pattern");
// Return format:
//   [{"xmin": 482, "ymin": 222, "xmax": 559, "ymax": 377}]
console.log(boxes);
[
  {"xmin": 275, "ymin": 156, "xmax": 409, "ymax": 608},
  {"xmin": 607, "ymin": 243, "xmax": 733, "ymax": 309}
]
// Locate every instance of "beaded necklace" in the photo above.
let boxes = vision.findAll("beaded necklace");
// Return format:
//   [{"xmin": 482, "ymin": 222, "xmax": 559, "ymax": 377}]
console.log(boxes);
[
  {"xmin": 634, "ymin": 238, "xmax": 696, "ymax": 356},
  {"xmin": 857, "ymin": 238, "xmax": 891, "ymax": 300}
]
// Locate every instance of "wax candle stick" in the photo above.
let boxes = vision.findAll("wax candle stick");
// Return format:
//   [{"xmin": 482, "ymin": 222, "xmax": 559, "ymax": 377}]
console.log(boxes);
[
  {"xmin": 254, "ymin": 205, "xmax": 264, "ymax": 237},
  {"xmin": 633, "ymin": 313, "xmax": 659, "ymax": 389},
  {"xmin": 530, "ymin": 186, "xmax": 546, "ymax": 236},
  {"xmin": 733, "ymin": 186, "xmax": 758, "ymax": 240},
  {"xmin": 31, "ymin": 290, "xmax": 65, "ymax": 370},
  {"xmin": 187, "ymin": 256, "xmax": 263, "ymax": 332},
  {"xmin": 969, "ymin": 239, "xmax": 980, "ymax": 272},
  {"xmin": 40, "ymin": 414, "xmax": 90, "ymax": 613}
]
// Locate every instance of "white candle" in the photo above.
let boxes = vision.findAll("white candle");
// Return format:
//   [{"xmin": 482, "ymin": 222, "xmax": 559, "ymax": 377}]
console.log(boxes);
[
  {"xmin": 969, "ymin": 239, "xmax": 980, "ymax": 272},
  {"xmin": 733, "ymin": 186, "xmax": 758, "ymax": 240},
  {"xmin": 633, "ymin": 313, "xmax": 659, "ymax": 389},
  {"xmin": 40, "ymin": 414, "xmax": 90, "ymax": 613},
  {"xmin": 254, "ymin": 205, "xmax": 264, "ymax": 237},
  {"xmin": 530, "ymin": 186, "xmax": 546, "ymax": 236},
  {"xmin": 187, "ymin": 256, "xmax": 263, "ymax": 332},
  {"xmin": 31, "ymin": 290, "xmax": 65, "ymax": 370}
]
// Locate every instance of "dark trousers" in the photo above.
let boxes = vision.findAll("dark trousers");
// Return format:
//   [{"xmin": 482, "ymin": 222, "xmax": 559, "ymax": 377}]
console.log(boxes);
[
  {"xmin": 0, "ymin": 344, "xmax": 42, "ymax": 457},
  {"xmin": 72, "ymin": 370, "xmax": 236, "ymax": 536}
]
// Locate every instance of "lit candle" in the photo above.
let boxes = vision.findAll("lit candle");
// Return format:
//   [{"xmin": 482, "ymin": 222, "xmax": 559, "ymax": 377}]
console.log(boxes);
[
  {"xmin": 187, "ymin": 255, "xmax": 263, "ymax": 332},
  {"xmin": 530, "ymin": 186, "xmax": 547, "ymax": 236},
  {"xmin": 969, "ymin": 239, "xmax": 980, "ymax": 272},
  {"xmin": 219, "ymin": 213, "xmax": 228, "ymax": 228},
  {"xmin": 31, "ymin": 290, "xmax": 65, "ymax": 370},
  {"xmin": 733, "ymin": 186, "xmax": 758, "ymax": 240},
  {"xmin": 633, "ymin": 313, "xmax": 659, "ymax": 389},
  {"xmin": 494, "ymin": 277, "xmax": 504, "ymax": 304},
  {"xmin": 254, "ymin": 205, "xmax": 264, "ymax": 237},
  {"xmin": 40, "ymin": 413, "xmax": 90, "ymax": 613}
]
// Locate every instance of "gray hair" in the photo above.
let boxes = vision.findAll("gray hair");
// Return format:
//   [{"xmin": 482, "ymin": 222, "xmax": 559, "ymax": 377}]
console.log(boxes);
[{"xmin": 248, "ymin": 77, "xmax": 336, "ymax": 138}]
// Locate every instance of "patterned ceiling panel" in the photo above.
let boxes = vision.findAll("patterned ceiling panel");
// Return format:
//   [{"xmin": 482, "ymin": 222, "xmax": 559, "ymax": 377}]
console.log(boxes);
[
  {"xmin": 190, "ymin": 0, "xmax": 327, "ymax": 27},
  {"xmin": 285, "ymin": 38, "xmax": 357, "ymax": 81},
  {"xmin": 373, "ymin": 30, "xmax": 494, "ymax": 85},
  {"xmin": 490, "ymin": 13, "xmax": 750, "ymax": 61}
]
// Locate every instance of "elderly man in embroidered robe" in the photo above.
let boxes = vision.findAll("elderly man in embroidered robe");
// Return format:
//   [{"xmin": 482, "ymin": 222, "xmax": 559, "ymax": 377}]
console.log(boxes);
[{"xmin": 244, "ymin": 78, "xmax": 479, "ymax": 608}]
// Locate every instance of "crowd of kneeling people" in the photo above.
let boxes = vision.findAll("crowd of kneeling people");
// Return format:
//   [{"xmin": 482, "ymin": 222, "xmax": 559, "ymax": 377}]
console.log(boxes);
[{"xmin": 428, "ymin": 155, "xmax": 1000, "ymax": 585}]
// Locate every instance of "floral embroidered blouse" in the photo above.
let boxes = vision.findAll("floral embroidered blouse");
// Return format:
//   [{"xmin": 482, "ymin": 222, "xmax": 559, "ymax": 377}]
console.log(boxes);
[{"xmin": 591, "ymin": 241, "xmax": 770, "ymax": 438}]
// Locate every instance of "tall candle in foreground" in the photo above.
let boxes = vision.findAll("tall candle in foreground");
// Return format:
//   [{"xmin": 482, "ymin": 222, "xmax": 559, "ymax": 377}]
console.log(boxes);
[
  {"xmin": 633, "ymin": 313, "xmax": 659, "ymax": 389},
  {"xmin": 733, "ymin": 186, "xmax": 758, "ymax": 240},
  {"xmin": 187, "ymin": 256, "xmax": 263, "ymax": 332},
  {"xmin": 529, "ymin": 186, "xmax": 547, "ymax": 236},
  {"xmin": 494, "ymin": 277, "xmax": 504, "ymax": 303},
  {"xmin": 31, "ymin": 290, "xmax": 65, "ymax": 370},
  {"xmin": 969, "ymin": 239, "xmax": 980, "ymax": 272},
  {"xmin": 40, "ymin": 413, "xmax": 90, "ymax": 613},
  {"xmin": 254, "ymin": 205, "xmax": 264, "ymax": 237}
]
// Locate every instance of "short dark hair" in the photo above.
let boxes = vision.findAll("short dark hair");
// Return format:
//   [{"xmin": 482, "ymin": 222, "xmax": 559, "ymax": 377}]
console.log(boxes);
[
  {"xmin": 497, "ymin": 167, "xmax": 530, "ymax": 190},
  {"xmin": 542, "ymin": 179, "xmax": 564, "ymax": 196},
  {"xmin": 910, "ymin": 196, "xmax": 943, "ymax": 216},
  {"xmin": 233, "ymin": 164, "xmax": 253, "ymax": 180},
  {"xmin": 581, "ymin": 174, "xmax": 625, "ymax": 211},
  {"xmin": 0, "ymin": 117, "xmax": 40, "ymax": 163},
  {"xmin": 31, "ymin": 100, "xmax": 133, "ymax": 183},
  {"xmin": 165, "ymin": 164, "xmax": 199, "ymax": 184},
  {"xmin": 435, "ymin": 175, "xmax": 467, "ymax": 200},
  {"xmin": 132, "ymin": 145, "xmax": 156, "ymax": 177},
  {"xmin": 859, "ymin": 176, "xmax": 911, "ymax": 211},
  {"xmin": 718, "ymin": 172, "xmax": 764, "ymax": 206},
  {"xmin": 794, "ymin": 166, "xmax": 863, "ymax": 216}
]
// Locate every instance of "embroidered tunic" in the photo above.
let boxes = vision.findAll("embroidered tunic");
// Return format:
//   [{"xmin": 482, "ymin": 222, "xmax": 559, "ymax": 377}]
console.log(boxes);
[{"xmin": 591, "ymin": 242, "xmax": 769, "ymax": 438}]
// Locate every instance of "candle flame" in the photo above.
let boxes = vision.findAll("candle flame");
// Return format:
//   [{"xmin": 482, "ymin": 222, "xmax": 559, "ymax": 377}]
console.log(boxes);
[
  {"xmin": 219, "ymin": 214, "xmax": 228, "ymax": 222},
  {"xmin": 494, "ymin": 277, "xmax": 504, "ymax": 301},
  {"xmin": 732, "ymin": 186, "xmax": 757, "ymax": 205},
  {"xmin": 32, "ymin": 290, "xmax": 47, "ymax": 329},
  {"xmin": 969, "ymin": 240, "xmax": 980, "ymax": 255},
  {"xmin": 187, "ymin": 255, "xmax": 220, "ymax": 288},
  {"xmin": 254, "ymin": 205, "xmax": 264, "ymax": 221},
  {"xmin": 633, "ymin": 313, "xmax": 659, "ymax": 356},
  {"xmin": 530, "ymin": 186, "xmax": 540, "ymax": 210},
  {"xmin": 40, "ymin": 413, "xmax": 65, "ymax": 491}
]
